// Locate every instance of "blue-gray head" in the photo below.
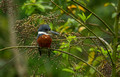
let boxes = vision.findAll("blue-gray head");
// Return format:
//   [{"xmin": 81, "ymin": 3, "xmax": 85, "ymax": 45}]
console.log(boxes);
[
  {"xmin": 37, "ymin": 24, "xmax": 59, "ymax": 38},
  {"xmin": 38, "ymin": 24, "xmax": 51, "ymax": 32}
]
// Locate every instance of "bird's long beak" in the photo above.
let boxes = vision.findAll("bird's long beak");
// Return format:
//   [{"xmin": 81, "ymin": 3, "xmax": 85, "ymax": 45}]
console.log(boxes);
[
  {"xmin": 48, "ymin": 31, "xmax": 59, "ymax": 35},
  {"xmin": 50, "ymin": 31, "xmax": 59, "ymax": 35}
]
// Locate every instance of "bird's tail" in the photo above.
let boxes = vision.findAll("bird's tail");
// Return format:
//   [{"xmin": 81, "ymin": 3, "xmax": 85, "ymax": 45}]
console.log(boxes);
[{"xmin": 38, "ymin": 47, "xmax": 41, "ymax": 56}]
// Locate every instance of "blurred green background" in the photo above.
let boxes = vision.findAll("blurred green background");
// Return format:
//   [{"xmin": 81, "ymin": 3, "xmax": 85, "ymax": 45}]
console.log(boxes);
[{"xmin": 0, "ymin": 0, "xmax": 118, "ymax": 77}]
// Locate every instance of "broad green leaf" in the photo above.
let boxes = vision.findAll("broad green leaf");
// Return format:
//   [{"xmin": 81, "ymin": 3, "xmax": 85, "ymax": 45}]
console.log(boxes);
[
  {"xmin": 87, "ymin": 51, "xmax": 95, "ymax": 64},
  {"xmin": 25, "ymin": 7, "xmax": 35, "ymax": 15},
  {"xmin": 75, "ymin": 65, "xmax": 81, "ymax": 70},
  {"xmin": 111, "ymin": 3, "xmax": 116, "ymax": 8},
  {"xmin": 44, "ymin": 6, "xmax": 53, "ymax": 9},
  {"xmin": 89, "ymin": 68, "xmax": 95, "ymax": 74},
  {"xmin": 62, "ymin": 68, "xmax": 75, "ymax": 73},
  {"xmin": 104, "ymin": 2, "xmax": 110, "ymax": 7},
  {"xmin": 112, "ymin": 12, "xmax": 117, "ymax": 18},
  {"xmin": 49, "ymin": 23, "xmax": 53, "ymax": 30},
  {"xmin": 93, "ymin": 56, "xmax": 103, "ymax": 66},
  {"xmin": 76, "ymin": 47, "xmax": 82, "ymax": 52},
  {"xmin": 35, "ymin": 4, "xmax": 45, "ymax": 12},
  {"xmin": 53, "ymin": 51, "xmax": 61, "ymax": 55},
  {"xmin": 30, "ymin": 0, "xmax": 36, "ymax": 3},
  {"xmin": 117, "ymin": 45, "xmax": 120, "ymax": 51}
]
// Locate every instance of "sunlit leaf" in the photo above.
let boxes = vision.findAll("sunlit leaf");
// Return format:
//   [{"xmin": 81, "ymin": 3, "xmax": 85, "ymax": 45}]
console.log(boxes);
[
  {"xmin": 30, "ymin": 0, "xmax": 36, "ymax": 3},
  {"xmin": 104, "ymin": 3, "xmax": 110, "ymax": 7},
  {"xmin": 76, "ymin": 47, "xmax": 82, "ymax": 52},
  {"xmin": 111, "ymin": 3, "xmax": 116, "ymax": 8},
  {"xmin": 60, "ymin": 26, "xmax": 70, "ymax": 34},
  {"xmin": 78, "ymin": 13, "xmax": 88, "ymax": 22},
  {"xmin": 78, "ymin": 6, "xmax": 86, "ymax": 12},
  {"xmin": 86, "ymin": 13, "xmax": 92, "ymax": 20},
  {"xmin": 89, "ymin": 68, "xmax": 95, "ymax": 74},
  {"xmin": 93, "ymin": 56, "xmax": 104, "ymax": 66},
  {"xmin": 44, "ymin": 6, "xmax": 53, "ymax": 9},
  {"xmin": 66, "ymin": 35, "xmax": 77, "ymax": 43},
  {"xmin": 112, "ymin": 12, "xmax": 117, "ymax": 18},
  {"xmin": 87, "ymin": 51, "xmax": 95, "ymax": 64},
  {"xmin": 78, "ymin": 14, "xmax": 86, "ymax": 22},
  {"xmin": 78, "ymin": 26, "xmax": 86, "ymax": 32},
  {"xmin": 70, "ymin": 5, "xmax": 77, "ymax": 9},
  {"xmin": 49, "ymin": 23, "xmax": 53, "ymax": 30},
  {"xmin": 75, "ymin": 65, "xmax": 81, "ymax": 70},
  {"xmin": 53, "ymin": 50, "xmax": 61, "ymax": 55},
  {"xmin": 117, "ymin": 45, "xmax": 120, "ymax": 51},
  {"xmin": 71, "ymin": 10, "xmax": 76, "ymax": 14},
  {"xmin": 62, "ymin": 68, "xmax": 75, "ymax": 73},
  {"xmin": 82, "ymin": 13, "xmax": 86, "ymax": 20},
  {"xmin": 60, "ymin": 10, "xmax": 64, "ymax": 14},
  {"xmin": 35, "ymin": 4, "xmax": 45, "ymax": 12}
]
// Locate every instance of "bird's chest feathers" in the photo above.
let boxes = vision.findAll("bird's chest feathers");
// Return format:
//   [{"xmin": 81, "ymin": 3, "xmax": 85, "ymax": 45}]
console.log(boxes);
[
  {"xmin": 37, "ymin": 32, "xmax": 52, "ymax": 47},
  {"xmin": 40, "ymin": 35, "xmax": 52, "ymax": 41}
]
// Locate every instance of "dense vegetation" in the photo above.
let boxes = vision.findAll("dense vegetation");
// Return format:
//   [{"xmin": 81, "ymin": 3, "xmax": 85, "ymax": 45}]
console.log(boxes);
[{"xmin": 0, "ymin": 0, "xmax": 120, "ymax": 77}]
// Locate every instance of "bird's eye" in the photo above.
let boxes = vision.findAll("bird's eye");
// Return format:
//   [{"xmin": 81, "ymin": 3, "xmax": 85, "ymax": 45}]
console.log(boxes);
[{"xmin": 45, "ymin": 29, "xmax": 48, "ymax": 31}]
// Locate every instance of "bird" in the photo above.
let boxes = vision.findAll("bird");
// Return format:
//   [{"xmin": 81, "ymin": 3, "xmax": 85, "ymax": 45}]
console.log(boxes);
[{"xmin": 37, "ymin": 24, "xmax": 59, "ymax": 57}]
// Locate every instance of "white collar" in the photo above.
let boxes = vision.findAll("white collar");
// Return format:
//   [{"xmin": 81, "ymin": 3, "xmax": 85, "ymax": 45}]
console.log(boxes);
[{"xmin": 38, "ymin": 31, "xmax": 49, "ymax": 35}]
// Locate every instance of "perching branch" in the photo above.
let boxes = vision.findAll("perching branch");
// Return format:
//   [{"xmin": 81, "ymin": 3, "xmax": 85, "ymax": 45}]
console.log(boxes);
[{"xmin": 0, "ymin": 46, "xmax": 104, "ymax": 77}]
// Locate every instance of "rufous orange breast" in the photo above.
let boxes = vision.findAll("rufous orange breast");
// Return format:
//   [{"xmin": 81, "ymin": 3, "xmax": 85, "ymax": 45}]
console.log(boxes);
[{"xmin": 37, "ymin": 35, "xmax": 52, "ymax": 48}]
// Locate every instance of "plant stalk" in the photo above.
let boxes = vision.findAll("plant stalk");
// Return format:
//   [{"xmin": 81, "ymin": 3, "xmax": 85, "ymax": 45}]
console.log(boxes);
[{"xmin": 112, "ymin": 0, "xmax": 120, "ymax": 77}]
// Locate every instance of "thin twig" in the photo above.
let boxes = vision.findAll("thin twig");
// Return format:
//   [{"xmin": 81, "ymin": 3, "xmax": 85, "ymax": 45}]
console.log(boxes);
[{"xmin": 86, "ymin": 23, "xmax": 112, "ymax": 35}]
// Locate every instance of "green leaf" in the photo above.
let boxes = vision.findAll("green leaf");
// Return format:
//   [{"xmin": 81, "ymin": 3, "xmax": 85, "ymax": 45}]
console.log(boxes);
[
  {"xmin": 49, "ymin": 23, "xmax": 53, "ymax": 30},
  {"xmin": 112, "ymin": 12, "xmax": 117, "ymax": 18},
  {"xmin": 44, "ymin": 6, "xmax": 53, "ymax": 9},
  {"xmin": 53, "ymin": 50, "xmax": 61, "ymax": 55},
  {"xmin": 75, "ymin": 65, "xmax": 81, "ymax": 70},
  {"xmin": 117, "ymin": 45, "xmax": 120, "ymax": 51},
  {"xmin": 62, "ymin": 68, "xmax": 75, "ymax": 73},
  {"xmin": 111, "ymin": 3, "xmax": 116, "ymax": 8},
  {"xmin": 89, "ymin": 68, "xmax": 95, "ymax": 74},
  {"xmin": 78, "ymin": 13, "xmax": 86, "ymax": 22},
  {"xmin": 30, "ymin": 0, "xmax": 36, "ymax": 3},
  {"xmin": 86, "ymin": 13, "xmax": 92, "ymax": 20},
  {"xmin": 35, "ymin": 4, "xmax": 45, "ymax": 12},
  {"xmin": 82, "ymin": 12, "xmax": 86, "ymax": 19},
  {"xmin": 60, "ymin": 42, "xmax": 69, "ymax": 48},
  {"xmin": 93, "ymin": 56, "xmax": 103, "ymax": 66},
  {"xmin": 25, "ymin": 7, "xmax": 35, "ymax": 15},
  {"xmin": 76, "ymin": 47, "xmax": 82, "ymax": 52}
]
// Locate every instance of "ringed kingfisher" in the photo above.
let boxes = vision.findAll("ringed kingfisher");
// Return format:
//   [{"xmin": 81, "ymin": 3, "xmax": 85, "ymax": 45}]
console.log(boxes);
[{"xmin": 37, "ymin": 24, "xmax": 59, "ymax": 57}]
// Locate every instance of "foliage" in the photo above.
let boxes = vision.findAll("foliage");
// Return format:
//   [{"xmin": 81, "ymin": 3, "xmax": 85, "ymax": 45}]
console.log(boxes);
[
  {"xmin": 0, "ymin": 0, "xmax": 120, "ymax": 77},
  {"xmin": 78, "ymin": 13, "xmax": 92, "ymax": 22},
  {"xmin": 22, "ymin": 0, "xmax": 53, "ymax": 15}
]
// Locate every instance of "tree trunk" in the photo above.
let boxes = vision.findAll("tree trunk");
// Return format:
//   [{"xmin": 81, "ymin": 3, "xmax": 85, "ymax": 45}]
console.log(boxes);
[{"xmin": 7, "ymin": 0, "xmax": 27, "ymax": 77}]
